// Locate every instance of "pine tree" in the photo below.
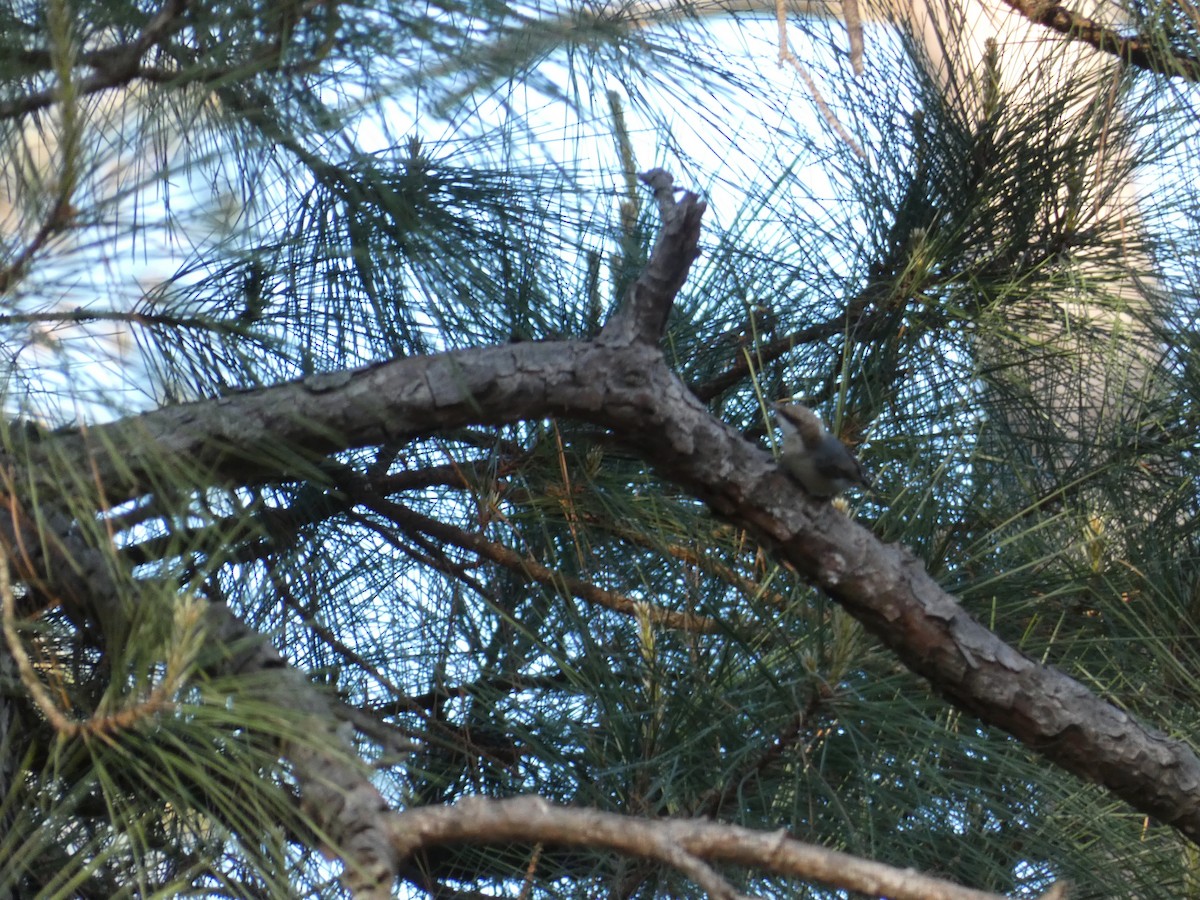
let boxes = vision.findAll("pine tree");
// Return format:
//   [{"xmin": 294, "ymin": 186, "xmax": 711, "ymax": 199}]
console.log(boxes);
[{"xmin": 3, "ymin": 0, "xmax": 1200, "ymax": 897}]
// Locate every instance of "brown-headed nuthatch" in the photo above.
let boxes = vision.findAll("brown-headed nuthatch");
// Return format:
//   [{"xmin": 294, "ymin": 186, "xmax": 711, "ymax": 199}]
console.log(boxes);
[{"xmin": 773, "ymin": 402, "xmax": 872, "ymax": 499}]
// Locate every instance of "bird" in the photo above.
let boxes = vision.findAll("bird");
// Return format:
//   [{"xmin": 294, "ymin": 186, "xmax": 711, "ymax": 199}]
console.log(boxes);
[{"xmin": 772, "ymin": 402, "xmax": 872, "ymax": 499}]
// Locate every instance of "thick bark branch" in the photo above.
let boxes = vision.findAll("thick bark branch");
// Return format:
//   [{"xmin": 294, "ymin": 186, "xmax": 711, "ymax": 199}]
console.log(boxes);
[
  {"xmin": 18, "ymin": 176, "xmax": 1200, "ymax": 854},
  {"xmin": 25, "ymin": 312, "xmax": 1200, "ymax": 845},
  {"xmin": 201, "ymin": 603, "xmax": 398, "ymax": 896}
]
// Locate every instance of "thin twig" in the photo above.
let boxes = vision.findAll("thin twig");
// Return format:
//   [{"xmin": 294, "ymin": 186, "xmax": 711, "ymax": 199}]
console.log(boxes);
[
  {"xmin": 775, "ymin": 0, "xmax": 866, "ymax": 159},
  {"xmin": 0, "ymin": 536, "xmax": 78, "ymax": 735},
  {"xmin": 366, "ymin": 496, "xmax": 725, "ymax": 634},
  {"xmin": 0, "ymin": 199, "xmax": 76, "ymax": 295},
  {"xmin": 843, "ymin": 0, "xmax": 865, "ymax": 75}
]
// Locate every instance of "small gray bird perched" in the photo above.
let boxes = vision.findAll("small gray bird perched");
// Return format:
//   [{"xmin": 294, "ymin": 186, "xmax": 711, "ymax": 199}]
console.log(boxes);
[{"xmin": 773, "ymin": 402, "xmax": 872, "ymax": 499}]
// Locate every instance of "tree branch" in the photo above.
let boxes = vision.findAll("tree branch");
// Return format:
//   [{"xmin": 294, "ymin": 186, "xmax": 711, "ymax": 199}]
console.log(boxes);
[
  {"xmin": 389, "ymin": 794, "xmax": 1047, "ymax": 900},
  {"xmin": 599, "ymin": 169, "xmax": 705, "ymax": 346},
  {"xmin": 361, "ymin": 495, "xmax": 725, "ymax": 634},
  {"xmin": 0, "ymin": 490, "xmax": 401, "ymax": 894},
  {"xmin": 24, "ymin": 300, "xmax": 1200, "ymax": 848},
  {"xmin": 609, "ymin": 0, "xmax": 1200, "ymax": 81},
  {"xmin": 1001, "ymin": 0, "xmax": 1200, "ymax": 81},
  {"xmin": 0, "ymin": 0, "xmax": 191, "ymax": 120},
  {"xmin": 21, "ymin": 175, "xmax": 1200, "ymax": 849},
  {"xmin": 201, "ymin": 602, "xmax": 399, "ymax": 897}
]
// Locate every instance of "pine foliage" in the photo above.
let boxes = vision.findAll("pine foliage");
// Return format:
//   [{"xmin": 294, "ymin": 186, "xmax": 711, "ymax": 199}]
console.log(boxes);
[{"xmin": 3, "ymin": 0, "xmax": 1200, "ymax": 897}]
